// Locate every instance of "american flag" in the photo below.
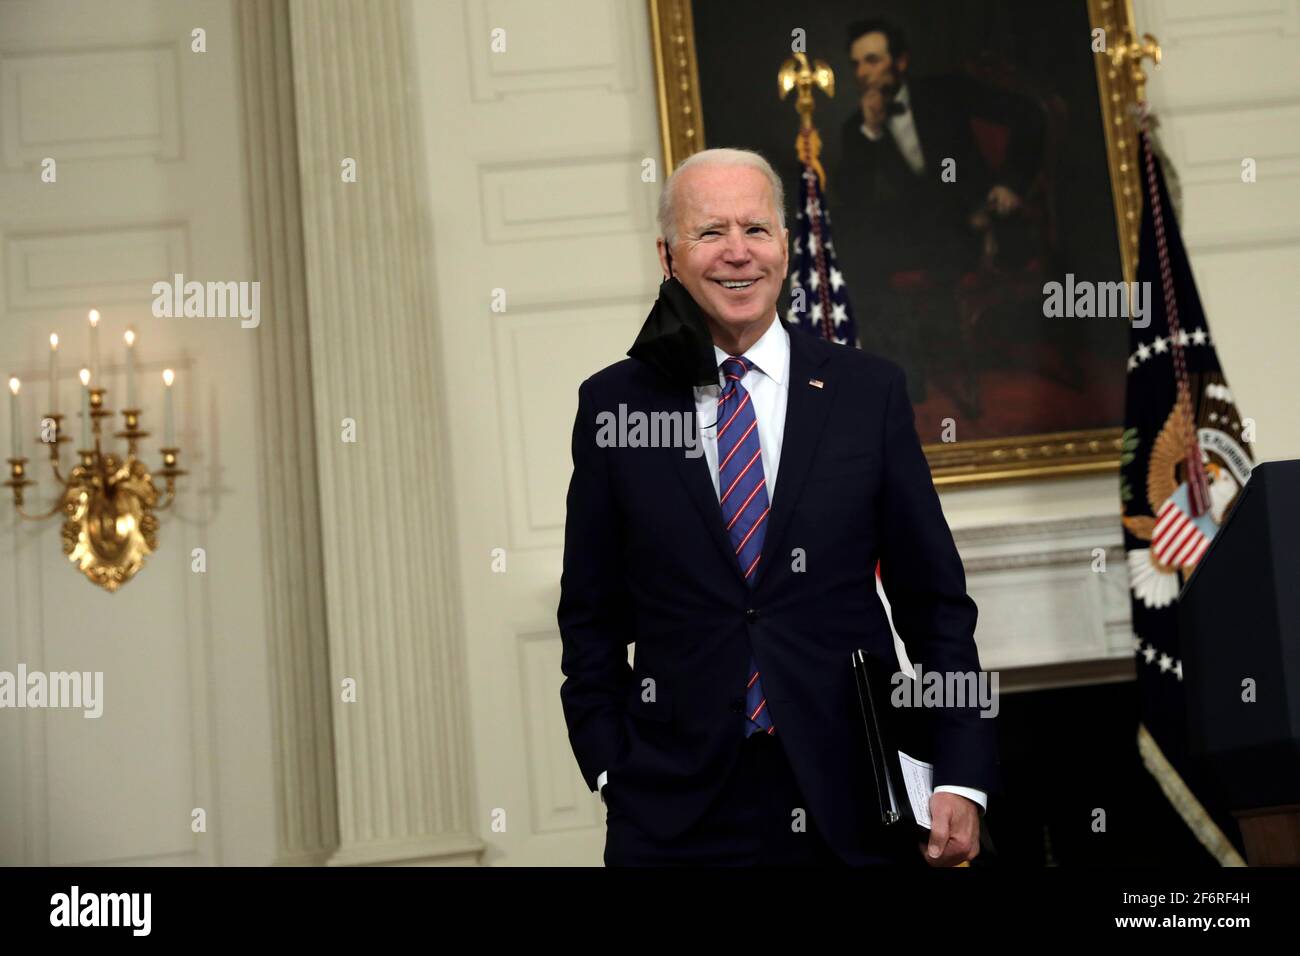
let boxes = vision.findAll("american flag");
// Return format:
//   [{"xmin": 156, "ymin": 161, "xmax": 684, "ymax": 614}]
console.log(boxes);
[
  {"xmin": 1151, "ymin": 489, "xmax": 1213, "ymax": 571},
  {"xmin": 787, "ymin": 165, "xmax": 858, "ymax": 346}
]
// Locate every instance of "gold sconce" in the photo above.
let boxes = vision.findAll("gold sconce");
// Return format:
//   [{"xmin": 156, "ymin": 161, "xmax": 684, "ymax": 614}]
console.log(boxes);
[{"xmin": 6, "ymin": 312, "xmax": 186, "ymax": 592}]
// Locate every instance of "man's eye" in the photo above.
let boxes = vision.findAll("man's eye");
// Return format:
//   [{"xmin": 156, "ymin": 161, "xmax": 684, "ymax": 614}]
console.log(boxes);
[{"xmin": 748, "ymin": 227, "xmax": 768, "ymax": 235}]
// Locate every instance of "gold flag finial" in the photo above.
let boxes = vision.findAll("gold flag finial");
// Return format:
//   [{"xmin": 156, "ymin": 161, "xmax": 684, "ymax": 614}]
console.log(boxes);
[{"xmin": 778, "ymin": 51, "xmax": 835, "ymax": 188}]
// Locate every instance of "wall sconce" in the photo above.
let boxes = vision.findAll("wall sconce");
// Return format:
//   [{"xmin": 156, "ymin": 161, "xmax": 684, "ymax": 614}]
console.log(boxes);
[{"xmin": 5, "ymin": 311, "xmax": 186, "ymax": 592}]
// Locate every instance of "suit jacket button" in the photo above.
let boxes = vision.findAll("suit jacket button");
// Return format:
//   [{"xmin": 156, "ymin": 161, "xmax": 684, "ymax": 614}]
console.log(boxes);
[
  {"xmin": 745, "ymin": 608, "xmax": 759, "ymax": 623},
  {"xmin": 729, "ymin": 697, "xmax": 745, "ymax": 713}
]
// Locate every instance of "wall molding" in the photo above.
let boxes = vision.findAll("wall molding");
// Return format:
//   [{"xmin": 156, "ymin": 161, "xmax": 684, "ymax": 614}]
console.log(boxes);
[
  {"xmin": 286, "ymin": 0, "xmax": 483, "ymax": 867},
  {"xmin": 234, "ymin": 0, "xmax": 339, "ymax": 867},
  {"xmin": 952, "ymin": 514, "xmax": 1134, "ymax": 682}
]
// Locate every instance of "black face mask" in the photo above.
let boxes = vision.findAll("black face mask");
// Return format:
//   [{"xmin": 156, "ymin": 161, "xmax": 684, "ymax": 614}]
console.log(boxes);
[{"xmin": 626, "ymin": 265, "xmax": 720, "ymax": 388}]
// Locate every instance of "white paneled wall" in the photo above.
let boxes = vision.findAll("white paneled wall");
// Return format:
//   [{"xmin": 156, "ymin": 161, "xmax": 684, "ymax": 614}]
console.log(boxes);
[{"xmin": 0, "ymin": 0, "xmax": 275, "ymax": 865}]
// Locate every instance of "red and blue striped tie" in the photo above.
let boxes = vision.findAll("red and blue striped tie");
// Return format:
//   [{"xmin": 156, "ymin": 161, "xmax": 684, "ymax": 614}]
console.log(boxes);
[{"xmin": 716, "ymin": 356, "xmax": 775, "ymax": 737}]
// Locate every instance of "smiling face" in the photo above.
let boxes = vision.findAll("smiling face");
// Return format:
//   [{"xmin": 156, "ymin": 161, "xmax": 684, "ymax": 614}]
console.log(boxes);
[{"xmin": 656, "ymin": 163, "xmax": 789, "ymax": 351}]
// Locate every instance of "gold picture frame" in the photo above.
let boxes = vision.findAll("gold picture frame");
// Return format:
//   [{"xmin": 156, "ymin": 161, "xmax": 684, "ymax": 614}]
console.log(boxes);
[{"xmin": 648, "ymin": 0, "xmax": 1153, "ymax": 487}]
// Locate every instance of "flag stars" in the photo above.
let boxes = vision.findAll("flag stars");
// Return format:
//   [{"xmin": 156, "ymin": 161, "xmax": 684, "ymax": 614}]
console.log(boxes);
[
  {"xmin": 1135, "ymin": 639, "xmax": 1183, "ymax": 680},
  {"xmin": 1127, "ymin": 329, "xmax": 1214, "ymax": 369},
  {"xmin": 789, "ymin": 169, "xmax": 858, "ymax": 344}
]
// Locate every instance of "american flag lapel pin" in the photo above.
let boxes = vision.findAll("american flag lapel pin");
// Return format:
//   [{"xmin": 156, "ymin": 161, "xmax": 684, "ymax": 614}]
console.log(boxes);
[{"xmin": 809, "ymin": 378, "xmax": 824, "ymax": 389}]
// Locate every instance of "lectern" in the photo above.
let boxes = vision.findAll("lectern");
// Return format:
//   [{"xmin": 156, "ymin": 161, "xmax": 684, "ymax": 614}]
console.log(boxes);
[{"xmin": 1179, "ymin": 459, "xmax": 1300, "ymax": 866}]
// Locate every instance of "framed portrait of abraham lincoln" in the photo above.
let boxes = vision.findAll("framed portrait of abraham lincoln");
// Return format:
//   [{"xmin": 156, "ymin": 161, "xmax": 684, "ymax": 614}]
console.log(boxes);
[{"xmin": 649, "ymin": 0, "xmax": 1149, "ymax": 486}]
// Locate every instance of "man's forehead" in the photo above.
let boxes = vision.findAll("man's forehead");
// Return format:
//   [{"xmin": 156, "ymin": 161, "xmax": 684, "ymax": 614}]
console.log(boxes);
[
  {"xmin": 677, "ymin": 169, "xmax": 776, "ymax": 224},
  {"xmin": 851, "ymin": 32, "xmax": 889, "ymax": 56}
]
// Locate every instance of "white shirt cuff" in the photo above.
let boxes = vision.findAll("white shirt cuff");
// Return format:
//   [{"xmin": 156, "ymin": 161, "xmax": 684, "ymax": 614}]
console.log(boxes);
[
  {"xmin": 599, "ymin": 772, "xmax": 983, "ymax": 812},
  {"xmin": 934, "ymin": 785, "xmax": 987, "ymax": 814}
]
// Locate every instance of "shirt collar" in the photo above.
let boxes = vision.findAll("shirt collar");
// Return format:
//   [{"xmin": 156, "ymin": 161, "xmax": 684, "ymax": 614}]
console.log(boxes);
[
  {"xmin": 895, "ymin": 82, "xmax": 911, "ymax": 108},
  {"xmin": 710, "ymin": 311, "xmax": 788, "ymax": 387}
]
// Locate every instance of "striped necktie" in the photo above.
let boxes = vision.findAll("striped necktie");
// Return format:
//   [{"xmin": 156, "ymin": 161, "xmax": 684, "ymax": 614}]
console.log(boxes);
[{"xmin": 716, "ymin": 355, "xmax": 775, "ymax": 737}]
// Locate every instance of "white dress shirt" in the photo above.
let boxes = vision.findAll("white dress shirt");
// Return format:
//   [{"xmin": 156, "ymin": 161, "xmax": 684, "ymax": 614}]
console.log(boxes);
[
  {"xmin": 600, "ymin": 313, "xmax": 986, "ymax": 814},
  {"xmin": 860, "ymin": 82, "xmax": 926, "ymax": 175}
]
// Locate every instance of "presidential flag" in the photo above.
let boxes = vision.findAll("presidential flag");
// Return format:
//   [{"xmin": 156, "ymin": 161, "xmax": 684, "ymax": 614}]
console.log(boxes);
[
  {"xmin": 787, "ymin": 162, "xmax": 858, "ymax": 346},
  {"xmin": 1121, "ymin": 125, "xmax": 1255, "ymax": 866}
]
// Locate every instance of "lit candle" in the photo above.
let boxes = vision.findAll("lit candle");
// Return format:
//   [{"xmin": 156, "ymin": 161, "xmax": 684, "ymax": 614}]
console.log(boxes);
[
  {"xmin": 88, "ymin": 309, "xmax": 101, "ymax": 384},
  {"xmin": 48, "ymin": 334, "xmax": 59, "ymax": 415},
  {"xmin": 162, "ymin": 369, "xmax": 175, "ymax": 446},
  {"xmin": 79, "ymin": 368, "xmax": 91, "ymax": 448},
  {"xmin": 8, "ymin": 377, "xmax": 20, "ymax": 458},
  {"xmin": 124, "ymin": 329, "xmax": 137, "ymax": 408}
]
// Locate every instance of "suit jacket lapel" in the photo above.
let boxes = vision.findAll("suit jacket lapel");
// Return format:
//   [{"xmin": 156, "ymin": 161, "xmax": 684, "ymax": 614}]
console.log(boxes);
[
  {"xmin": 667, "ymin": 320, "xmax": 835, "ymax": 591},
  {"xmin": 751, "ymin": 323, "xmax": 834, "ymax": 591}
]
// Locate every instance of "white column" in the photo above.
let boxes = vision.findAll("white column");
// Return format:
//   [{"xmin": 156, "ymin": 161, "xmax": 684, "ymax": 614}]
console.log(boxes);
[
  {"xmin": 235, "ymin": 0, "xmax": 339, "ymax": 866},
  {"xmin": 288, "ymin": 0, "xmax": 482, "ymax": 866}
]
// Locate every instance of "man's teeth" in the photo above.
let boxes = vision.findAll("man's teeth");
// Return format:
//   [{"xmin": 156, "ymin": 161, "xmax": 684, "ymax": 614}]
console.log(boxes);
[{"xmin": 719, "ymin": 280, "xmax": 755, "ymax": 288}]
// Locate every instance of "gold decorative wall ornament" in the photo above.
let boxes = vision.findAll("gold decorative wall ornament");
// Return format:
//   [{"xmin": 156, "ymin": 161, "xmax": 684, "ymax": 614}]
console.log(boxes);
[{"xmin": 6, "ymin": 377, "xmax": 185, "ymax": 593}]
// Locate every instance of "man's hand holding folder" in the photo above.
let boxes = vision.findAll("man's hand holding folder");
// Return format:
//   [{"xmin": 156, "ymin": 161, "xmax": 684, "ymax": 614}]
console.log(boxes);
[
  {"xmin": 924, "ymin": 792, "xmax": 981, "ymax": 867},
  {"xmin": 851, "ymin": 649, "xmax": 985, "ymax": 867}
]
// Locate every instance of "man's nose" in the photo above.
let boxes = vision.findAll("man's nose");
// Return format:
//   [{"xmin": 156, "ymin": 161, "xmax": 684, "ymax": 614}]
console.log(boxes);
[{"xmin": 721, "ymin": 230, "xmax": 750, "ymax": 260}]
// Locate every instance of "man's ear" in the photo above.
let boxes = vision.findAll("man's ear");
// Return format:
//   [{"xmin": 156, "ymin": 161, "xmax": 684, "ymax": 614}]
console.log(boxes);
[
  {"xmin": 896, "ymin": 53, "xmax": 910, "ymax": 76},
  {"xmin": 656, "ymin": 237, "xmax": 673, "ymax": 280}
]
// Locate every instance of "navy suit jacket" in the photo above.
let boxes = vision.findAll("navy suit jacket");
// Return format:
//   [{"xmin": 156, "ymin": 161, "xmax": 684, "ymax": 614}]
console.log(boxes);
[{"xmin": 557, "ymin": 318, "xmax": 999, "ymax": 863}]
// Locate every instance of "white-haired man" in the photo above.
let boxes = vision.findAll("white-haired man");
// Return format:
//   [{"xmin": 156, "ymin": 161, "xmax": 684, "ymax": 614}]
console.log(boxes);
[{"xmin": 558, "ymin": 148, "xmax": 998, "ymax": 866}]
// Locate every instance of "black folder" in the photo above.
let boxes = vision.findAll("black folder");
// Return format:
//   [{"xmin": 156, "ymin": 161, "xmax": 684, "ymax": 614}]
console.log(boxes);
[{"xmin": 850, "ymin": 648, "xmax": 935, "ymax": 842}]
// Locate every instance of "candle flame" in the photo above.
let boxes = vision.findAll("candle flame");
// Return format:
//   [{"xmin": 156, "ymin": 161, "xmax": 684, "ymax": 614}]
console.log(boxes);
[
  {"xmin": 79, "ymin": 368, "xmax": 91, "ymax": 387},
  {"xmin": 50, "ymin": 333, "xmax": 59, "ymax": 350},
  {"xmin": 124, "ymin": 329, "xmax": 136, "ymax": 347},
  {"xmin": 8, "ymin": 377, "xmax": 19, "ymax": 395},
  {"xmin": 88, "ymin": 309, "xmax": 100, "ymax": 326},
  {"xmin": 162, "ymin": 369, "xmax": 175, "ymax": 387}
]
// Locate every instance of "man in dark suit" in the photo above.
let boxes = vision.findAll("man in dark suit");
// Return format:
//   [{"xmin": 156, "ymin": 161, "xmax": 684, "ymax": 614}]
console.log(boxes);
[
  {"xmin": 833, "ymin": 18, "xmax": 1042, "ymax": 406},
  {"xmin": 558, "ymin": 148, "xmax": 998, "ymax": 866}
]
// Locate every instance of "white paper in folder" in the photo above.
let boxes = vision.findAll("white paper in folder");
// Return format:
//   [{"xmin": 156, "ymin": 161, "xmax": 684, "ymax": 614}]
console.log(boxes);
[{"xmin": 895, "ymin": 750, "xmax": 934, "ymax": 830}]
